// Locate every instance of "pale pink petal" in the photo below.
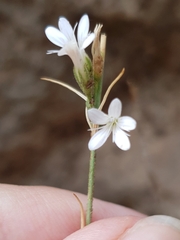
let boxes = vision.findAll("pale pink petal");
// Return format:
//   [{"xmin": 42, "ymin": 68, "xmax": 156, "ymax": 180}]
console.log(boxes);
[
  {"xmin": 57, "ymin": 48, "xmax": 67, "ymax": 56},
  {"xmin": 58, "ymin": 17, "xmax": 75, "ymax": 41},
  {"xmin": 58, "ymin": 42, "xmax": 81, "ymax": 67},
  {"xmin": 114, "ymin": 129, "xmax": 130, "ymax": 151},
  {"xmin": 119, "ymin": 117, "xmax": 136, "ymax": 131},
  {"xmin": 88, "ymin": 125, "xmax": 111, "ymax": 150},
  {"xmin": 47, "ymin": 50, "xmax": 60, "ymax": 54},
  {"xmin": 45, "ymin": 27, "xmax": 67, "ymax": 47},
  {"xmin": 77, "ymin": 14, "xmax": 89, "ymax": 47},
  {"xmin": 108, "ymin": 98, "xmax": 122, "ymax": 118},
  {"xmin": 81, "ymin": 33, "xmax": 95, "ymax": 49},
  {"xmin": 88, "ymin": 108, "xmax": 109, "ymax": 125}
]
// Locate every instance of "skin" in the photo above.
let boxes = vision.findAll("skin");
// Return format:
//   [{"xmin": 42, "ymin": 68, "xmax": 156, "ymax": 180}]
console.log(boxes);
[{"xmin": 0, "ymin": 184, "xmax": 179, "ymax": 240}]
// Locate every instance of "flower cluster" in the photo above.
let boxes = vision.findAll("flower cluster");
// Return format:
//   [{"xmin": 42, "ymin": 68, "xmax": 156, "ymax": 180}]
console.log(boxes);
[{"xmin": 45, "ymin": 15, "xmax": 137, "ymax": 151}]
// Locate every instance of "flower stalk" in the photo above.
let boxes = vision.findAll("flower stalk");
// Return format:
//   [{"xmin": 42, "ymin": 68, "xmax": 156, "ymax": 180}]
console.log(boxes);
[
  {"xmin": 86, "ymin": 149, "xmax": 96, "ymax": 225},
  {"xmin": 85, "ymin": 25, "xmax": 106, "ymax": 225}
]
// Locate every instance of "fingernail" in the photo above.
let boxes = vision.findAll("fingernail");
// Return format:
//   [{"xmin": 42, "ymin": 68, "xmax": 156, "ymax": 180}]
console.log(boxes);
[{"xmin": 119, "ymin": 215, "xmax": 180, "ymax": 240}]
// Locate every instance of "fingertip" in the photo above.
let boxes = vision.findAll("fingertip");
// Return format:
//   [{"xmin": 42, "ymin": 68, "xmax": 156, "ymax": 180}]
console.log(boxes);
[
  {"xmin": 120, "ymin": 215, "xmax": 180, "ymax": 240},
  {"xmin": 64, "ymin": 216, "xmax": 143, "ymax": 240}
]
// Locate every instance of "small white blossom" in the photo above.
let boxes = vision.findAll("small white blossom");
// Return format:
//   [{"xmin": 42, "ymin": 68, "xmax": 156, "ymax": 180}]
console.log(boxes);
[
  {"xmin": 88, "ymin": 98, "xmax": 136, "ymax": 151},
  {"xmin": 45, "ymin": 14, "xmax": 95, "ymax": 70}
]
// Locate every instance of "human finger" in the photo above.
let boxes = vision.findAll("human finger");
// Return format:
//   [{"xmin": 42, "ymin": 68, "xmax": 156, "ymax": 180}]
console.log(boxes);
[
  {"xmin": 0, "ymin": 184, "xmax": 144, "ymax": 239},
  {"xmin": 65, "ymin": 215, "xmax": 180, "ymax": 240}
]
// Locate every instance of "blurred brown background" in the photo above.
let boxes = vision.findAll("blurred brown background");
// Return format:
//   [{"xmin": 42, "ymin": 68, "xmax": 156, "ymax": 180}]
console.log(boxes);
[{"xmin": 0, "ymin": 0, "xmax": 180, "ymax": 218}]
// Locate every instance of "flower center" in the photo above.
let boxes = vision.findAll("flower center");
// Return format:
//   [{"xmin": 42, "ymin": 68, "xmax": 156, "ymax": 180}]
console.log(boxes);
[{"xmin": 109, "ymin": 116, "xmax": 118, "ymax": 126}]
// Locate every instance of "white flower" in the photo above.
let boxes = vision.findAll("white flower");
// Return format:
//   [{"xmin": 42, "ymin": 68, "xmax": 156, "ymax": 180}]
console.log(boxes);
[
  {"xmin": 88, "ymin": 98, "xmax": 136, "ymax": 151},
  {"xmin": 45, "ymin": 14, "xmax": 95, "ymax": 70}
]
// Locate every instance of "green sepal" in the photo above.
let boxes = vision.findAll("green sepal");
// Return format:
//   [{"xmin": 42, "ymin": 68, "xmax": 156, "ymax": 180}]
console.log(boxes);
[{"xmin": 73, "ymin": 55, "xmax": 95, "ymax": 108}]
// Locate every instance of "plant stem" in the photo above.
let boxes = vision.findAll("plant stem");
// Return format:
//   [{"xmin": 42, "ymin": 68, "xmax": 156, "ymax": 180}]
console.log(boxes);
[
  {"xmin": 86, "ymin": 149, "xmax": 96, "ymax": 225},
  {"xmin": 85, "ymin": 30, "xmax": 106, "ymax": 226}
]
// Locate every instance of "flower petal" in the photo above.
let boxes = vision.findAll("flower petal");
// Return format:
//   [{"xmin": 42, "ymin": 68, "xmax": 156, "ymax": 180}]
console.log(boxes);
[
  {"xmin": 88, "ymin": 108, "xmax": 109, "ymax": 125},
  {"xmin": 88, "ymin": 125, "xmax": 111, "ymax": 150},
  {"xmin": 57, "ymin": 48, "xmax": 67, "ymax": 56},
  {"xmin": 58, "ymin": 17, "xmax": 75, "ymax": 41},
  {"xmin": 77, "ymin": 14, "xmax": 89, "ymax": 47},
  {"xmin": 114, "ymin": 129, "xmax": 131, "ymax": 151},
  {"xmin": 58, "ymin": 42, "xmax": 81, "ymax": 66},
  {"xmin": 45, "ymin": 27, "xmax": 67, "ymax": 47},
  {"xmin": 119, "ymin": 117, "xmax": 136, "ymax": 131},
  {"xmin": 81, "ymin": 33, "xmax": 95, "ymax": 49},
  {"xmin": 47, "ymin": 50, "xmax": 60, "ymax": 54},
  {"xmin": 108, "ymin": 98, "xmax": 122, "ymax": 118}
]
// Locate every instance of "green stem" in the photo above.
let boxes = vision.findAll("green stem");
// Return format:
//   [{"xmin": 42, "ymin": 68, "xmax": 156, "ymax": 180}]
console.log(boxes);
[
  {"xmin": 86, "ymin": 150, "xmax": 96, "ymax": 225},
  {"xmin": 85, "ymin": 31, "xmax": 106, "ymax": 226},
  {"xmin": 85, "ymin": 62, "xmax": 104, "ymax": 226}
]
